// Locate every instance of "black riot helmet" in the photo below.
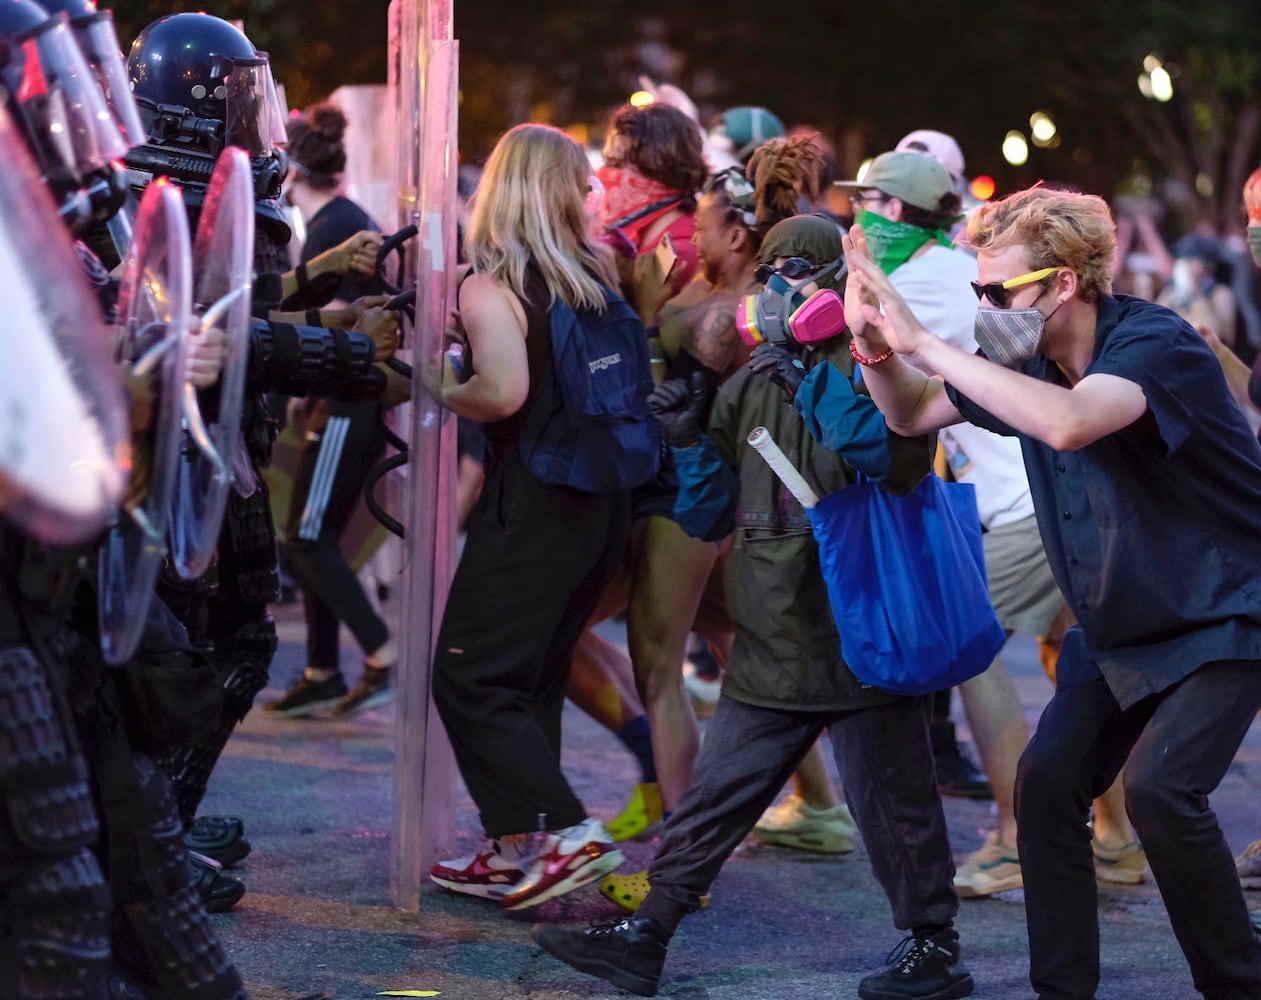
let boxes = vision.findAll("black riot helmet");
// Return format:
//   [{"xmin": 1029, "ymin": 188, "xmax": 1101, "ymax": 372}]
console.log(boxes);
[
  {"xmin": 0, "ymin": 0, "xmax": 131, "ymax": 231},
  {"xmin": 124, "ymin": 12, "xmax": 289, "ymax": 270},
  {"xmin": 127, "ymin": 12, "xmax": 274, "ymax": 157}
]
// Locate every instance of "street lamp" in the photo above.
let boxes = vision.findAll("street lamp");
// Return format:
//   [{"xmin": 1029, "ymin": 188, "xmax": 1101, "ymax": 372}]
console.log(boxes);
[
  {"xmin": 1002, "ymin": 130, "xmax": 1029, "ymax": 167},
  {"xmin": 1139, "ymin": 54, "xmax": 1174, "ymax": 102}
]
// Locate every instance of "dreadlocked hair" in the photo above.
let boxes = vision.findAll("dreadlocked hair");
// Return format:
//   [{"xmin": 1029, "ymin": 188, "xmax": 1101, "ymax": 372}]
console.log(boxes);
[{"xmin": 746, "ymin": 133, "xmax": 824, "ymax": 234}]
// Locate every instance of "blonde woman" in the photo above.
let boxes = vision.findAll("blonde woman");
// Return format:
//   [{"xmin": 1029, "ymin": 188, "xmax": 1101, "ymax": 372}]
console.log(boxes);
[{"xmin": 427, "ymin": 124, "xmax": 629, "ymax": 910}]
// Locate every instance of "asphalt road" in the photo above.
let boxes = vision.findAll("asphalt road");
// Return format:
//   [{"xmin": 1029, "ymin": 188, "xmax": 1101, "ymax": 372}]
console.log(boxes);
[{"xmin": 207, "ymin": 601, "xmax": 1261, "ymax": 999}]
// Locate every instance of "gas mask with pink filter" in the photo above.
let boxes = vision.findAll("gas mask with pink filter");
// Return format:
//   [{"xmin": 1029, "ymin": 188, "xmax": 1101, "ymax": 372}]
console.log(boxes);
[{"xmin": 736, "ymin": 254, "xmax": 848, "ymax": 349}]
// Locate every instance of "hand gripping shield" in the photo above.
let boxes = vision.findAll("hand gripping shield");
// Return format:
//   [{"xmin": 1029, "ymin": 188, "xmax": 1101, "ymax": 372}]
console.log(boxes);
[
  {"xmin": 99, "ymin": 177, "xmax": 192, "ymax": 664},
  {"xmin": 167, "ymin": 147, "xmax": 255, "ymax": 579},
  {"xmin": 0, "ymin": 106, "xmax": 127, "ymax": 543}
]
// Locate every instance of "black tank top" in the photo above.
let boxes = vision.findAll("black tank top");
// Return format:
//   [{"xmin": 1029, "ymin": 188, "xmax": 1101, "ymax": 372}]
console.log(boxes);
[{"xmin": 480, "ymin": 262, "xmax": 556, "ymax": 444}]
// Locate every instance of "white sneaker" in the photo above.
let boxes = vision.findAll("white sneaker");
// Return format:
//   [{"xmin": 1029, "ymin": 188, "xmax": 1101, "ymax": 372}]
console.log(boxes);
[
  {"xmin": 753, "ymin": 794, "xmax": 856, "ymax": 854},
  {"xmin": 499, "ymin": 818, "xmax": 624, "ymax": 911},
  {"xmin": 429, "ymin": 838, "xmax": 527, "ymax": 900},
  {"xmin": 953, "ymin": 831, "xmax": 1022, "ymax": 897}
]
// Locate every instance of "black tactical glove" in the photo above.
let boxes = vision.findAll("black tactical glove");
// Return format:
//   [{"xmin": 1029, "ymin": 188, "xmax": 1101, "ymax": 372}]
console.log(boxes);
[
  {"xmin": 646, "ymin": 372, "xmax": 713, "ymax": 448},
  {"xmin": 748, "ymin": 341, "xmax": 807, "ymax": 401}
]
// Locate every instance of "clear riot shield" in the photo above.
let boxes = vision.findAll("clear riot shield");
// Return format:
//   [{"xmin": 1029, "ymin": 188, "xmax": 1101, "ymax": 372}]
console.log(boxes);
[
  {"xmin": 99, "ymin": 177, "xmax": 192, "ymax": 665},
  {"xmin": 387, "ymin": 0, "xmax": 460, "ymax": 912},
  {"xmin": 328, "ymin": 84, "xmax": 392, "ymax": 237},
  {"xmin": 0, "ymin": 106, "xmax": 127, "ymax": 544},
  {"xmin": 168, "ymin": 147, "xmax": 255, "ymax": 580}
]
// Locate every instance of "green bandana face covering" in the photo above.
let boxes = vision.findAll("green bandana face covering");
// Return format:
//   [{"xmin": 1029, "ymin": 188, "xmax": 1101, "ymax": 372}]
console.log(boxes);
[
  {"xmin": 1248, "ymin": 227, "xmax": 1261, "ymax": 270},
  {"xmin": 857, "ymin": 211, "xmax": 953, "ymax": 274}
]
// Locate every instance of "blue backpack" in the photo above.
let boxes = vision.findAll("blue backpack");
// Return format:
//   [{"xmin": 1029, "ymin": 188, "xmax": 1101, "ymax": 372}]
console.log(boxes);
[{"xmin": 518, "ymin": 283, "xmax": 661, "ymax": 493}]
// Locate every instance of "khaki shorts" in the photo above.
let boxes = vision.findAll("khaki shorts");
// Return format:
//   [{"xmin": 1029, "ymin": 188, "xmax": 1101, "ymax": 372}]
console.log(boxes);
[{"xmin": 983, "ymin": 513, "xmax": 1065, "ymax": 635}]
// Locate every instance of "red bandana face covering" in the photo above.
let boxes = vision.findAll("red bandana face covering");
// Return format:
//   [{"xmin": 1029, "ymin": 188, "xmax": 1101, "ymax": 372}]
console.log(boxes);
[{"xmin": 595, "ymin": 164, "xmax": 683, "ymax": 245}]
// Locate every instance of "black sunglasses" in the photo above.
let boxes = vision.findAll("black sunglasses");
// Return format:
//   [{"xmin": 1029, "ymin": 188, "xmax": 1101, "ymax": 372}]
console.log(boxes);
[
  {"xmin": 754, "ymin": 257, "xmax": 820, "ymax": 284},
  {"xmin": 969, "ymin": 266, "xmax": 1062, "ymax": 309}
]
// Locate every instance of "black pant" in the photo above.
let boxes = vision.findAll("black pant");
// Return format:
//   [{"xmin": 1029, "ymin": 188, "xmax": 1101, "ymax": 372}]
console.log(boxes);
[
  {"xmin": 432, "ymin": 448, "xmax": 630, "ymax": 837},
  {"xmin": 640, "ymin": 693, "xmax": 958, "ymax": 935},
  {"xmin": 285, "ymin": 400, "xmax": 389, "ymax": 671},
  {"xmin": 1017, "ymin": 658, "xmax": 1261, "ymax": 1000}
]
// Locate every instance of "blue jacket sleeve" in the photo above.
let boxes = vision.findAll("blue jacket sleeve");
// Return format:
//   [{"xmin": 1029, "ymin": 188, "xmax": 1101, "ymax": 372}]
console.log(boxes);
[
  {"xmin": 793, "ymin": 360, "xmax": 891, "ymax": 481},
  {"xmin": 670, "ymin": 437, "xmax": 738, "ymax": 542}
]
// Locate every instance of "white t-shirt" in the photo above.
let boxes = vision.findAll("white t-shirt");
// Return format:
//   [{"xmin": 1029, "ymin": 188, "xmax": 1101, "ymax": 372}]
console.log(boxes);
[{"xmin": 891, "ymin": 244, "xmax": 1035, "ymax": 528}]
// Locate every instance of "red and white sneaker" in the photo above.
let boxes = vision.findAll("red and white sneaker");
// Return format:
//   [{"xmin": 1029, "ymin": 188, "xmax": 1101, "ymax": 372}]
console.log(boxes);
[
  {"xmin": 500, "ymin": 818, "xmax": 624, "ymax": 911},
  {"xmin": 429, "ymin": 840, "xmax": 527, "ymax": 900}
]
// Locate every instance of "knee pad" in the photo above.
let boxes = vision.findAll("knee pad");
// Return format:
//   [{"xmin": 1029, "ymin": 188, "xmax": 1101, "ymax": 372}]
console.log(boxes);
[
  {"xmin": 110, "ymin": 758, "xmax": 248, "ymax": 1000},
  {"xmin": 0, "ymin": 646, "xmax": 99, "ymax": 854},
  {"xmin": 217, "ymin": 615, "xmax": 277, "ymax": 721},
  {"xmin": 0, "ymin": 849, "xmax": 111, "ymax": 1000}
]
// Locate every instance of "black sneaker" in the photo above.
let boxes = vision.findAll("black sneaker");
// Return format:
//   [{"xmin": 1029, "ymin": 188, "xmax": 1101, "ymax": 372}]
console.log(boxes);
[
  {"xmin": 931, "ymin": 721, "xmax": 993, "ymax": 800},
  {"xmin": 532, "ymin": 916, "xmax": 670, "ymax": 997},
  {"xmin": 262, "ymin": 674, "xmax": 348, "ymax": 718},
  {"xmin": 857, "ymin": 930, "xmax": 975, "ymax": 1000},
  {"xmin": 330, "ymin": 666, "xmax": 393, "ymax": 719},
  {"xmin": 183, "ymin": 814, "xmax": 251, "ymax": 868},
  {"xmin": 187, "ymin": 850, "xmax": 246, "ymax": 913}
]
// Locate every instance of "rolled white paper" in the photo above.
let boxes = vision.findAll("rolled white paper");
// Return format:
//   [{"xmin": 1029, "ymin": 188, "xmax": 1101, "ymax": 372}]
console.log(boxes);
[{"xmin": 747, "ymin": 426, "xmax": 819, "ymax": 509}]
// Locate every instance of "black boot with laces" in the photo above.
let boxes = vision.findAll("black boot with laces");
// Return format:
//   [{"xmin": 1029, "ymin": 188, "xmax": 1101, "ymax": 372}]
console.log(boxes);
[
  {"xmin": 857, "ymin": 927, "xmax": 975, "ymax": 1000},
  {"xmin": 532, "ymin": 915, "xmax": 670, "ymax": 997}
]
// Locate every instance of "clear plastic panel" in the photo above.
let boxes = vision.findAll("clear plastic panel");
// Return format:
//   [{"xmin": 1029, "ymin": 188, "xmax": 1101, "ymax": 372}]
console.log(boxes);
[
  {"xmin": 98, "ymin": 177, "xmax": 192, "ymax": 665},
  {"xmin": 168, "ymin": 147, "xmax": 255, "ymax": 579},
  {"xmin": 388, "ymin": 0, "xmax": 460, "ymax": 910},
  {"xmin": 18, "ymin": 15, "xmax": 128, "ymax": 177},
  {"xmin": 71, "ymin": 12, "xmax": 145, "ymax": 148},
  {"xmin": 222, "ymin": 58, "xmax": 272, "ymax": 157},
  {"xmin": 0, "ymin": 105, "xmax": 127, "ymax": 543}
]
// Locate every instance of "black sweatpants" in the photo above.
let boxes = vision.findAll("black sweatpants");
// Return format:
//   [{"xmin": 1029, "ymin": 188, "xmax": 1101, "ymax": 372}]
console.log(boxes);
[
  {"xmin": 432, "ymin": 447, "xmax": 630, "ymax": 838},
  {"xmin": 640, "ymin": 693, "xmax": 959, "ymax": 936},
  {"xmin": 1017, "ymin": 657, "xmax": 1261, "ymax": 1000},
  {"xmin": 285, "ymin": 399, "xmax": 389, "ymax": 671}
]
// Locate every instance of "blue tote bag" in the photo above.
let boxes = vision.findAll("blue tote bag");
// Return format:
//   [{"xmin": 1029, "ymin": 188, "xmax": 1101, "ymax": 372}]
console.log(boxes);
[{"xmin": 808, "ymin": 473, "xmax": 1005, "ymax": 695}]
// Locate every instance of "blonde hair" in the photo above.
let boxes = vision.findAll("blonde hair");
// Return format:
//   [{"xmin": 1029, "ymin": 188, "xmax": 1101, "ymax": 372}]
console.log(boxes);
[
  {"xmin": 965, "ymin": 186, "xmax": 1115, "ymax": 302},
  {"xmin": 465, "ymin": 124, "xmax": 616, "ymax": 311}
]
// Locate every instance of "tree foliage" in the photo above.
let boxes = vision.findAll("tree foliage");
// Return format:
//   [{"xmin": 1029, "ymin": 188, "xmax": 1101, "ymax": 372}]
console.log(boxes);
[{"xmin": 108, "ymin": 0, "xmax": 1261, "ymax": 223}]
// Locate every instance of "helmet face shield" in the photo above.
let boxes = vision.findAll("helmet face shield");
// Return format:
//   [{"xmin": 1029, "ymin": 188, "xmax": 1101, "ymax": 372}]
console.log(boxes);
[
  {"xmin": 254, "ymin": 51, "xmax": 289, "ymax": 149},
  {"xmin": 222, "ymin": 57, "xmax": 272, "ymax": 157},
  {"xmin": 71, "ymin": 11, "xmax": 144, "ymax": 146},
  {"xmin": 1, "ymin": 14, "xmax": 128, "ymax": 181}
]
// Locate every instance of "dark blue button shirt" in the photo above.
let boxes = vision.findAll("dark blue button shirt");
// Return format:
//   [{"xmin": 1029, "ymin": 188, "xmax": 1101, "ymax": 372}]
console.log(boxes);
[{"xmin": 948, "ymin": 294, "xmax": 1261, "ymax": 708}]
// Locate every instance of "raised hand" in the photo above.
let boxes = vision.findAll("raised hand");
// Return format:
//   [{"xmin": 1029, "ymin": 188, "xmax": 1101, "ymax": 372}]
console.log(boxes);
[{"xmin": 843, "ymin": 224, "xmax": 929, "ymax": 360}]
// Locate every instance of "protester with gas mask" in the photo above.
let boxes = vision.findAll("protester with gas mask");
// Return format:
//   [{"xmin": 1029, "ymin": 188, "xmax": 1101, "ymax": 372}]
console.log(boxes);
[
  {"xmin": 592, "ymin": 136, "xmax": 854, "ymax": 910},
  {"xmin": 842, "ymin": 185, "xmax": 1261, "ymax": 1000},
  {"xmin": 534, "ymin": 216, "xmax": 975, "ymax": 1000}
]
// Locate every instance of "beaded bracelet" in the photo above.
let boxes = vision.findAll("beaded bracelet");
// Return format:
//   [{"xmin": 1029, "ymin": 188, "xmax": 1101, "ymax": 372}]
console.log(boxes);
[{"xmin": 849, "ymin": 338, "xmax": 895, "ymax": 366}]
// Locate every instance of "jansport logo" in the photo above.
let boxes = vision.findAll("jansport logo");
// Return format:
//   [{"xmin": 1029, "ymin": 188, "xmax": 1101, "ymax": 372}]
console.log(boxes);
[{"xmin": 588, "ymin": 353, "xmax": 622, "ymax": 373}]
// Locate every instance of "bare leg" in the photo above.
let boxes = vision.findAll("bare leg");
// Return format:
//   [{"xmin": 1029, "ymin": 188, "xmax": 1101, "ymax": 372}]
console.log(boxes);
[
  {"xmin": 789, "ymin": 738, "xmax": 840, "ymax": 809},
  {"xmin": 959, "ymin": 652, "xmax": 1027, "ymax": 846},
  {"xmin": 626, "ymin": 517, "xmax": 718, "ymax": 812},
  {"xmin": 567, "ymin": 629, "xmax": 645, "ymax": 733},
  {"xmin": 1091, "ymin": 770, "xmax": 1137, "ymax": 848}
]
